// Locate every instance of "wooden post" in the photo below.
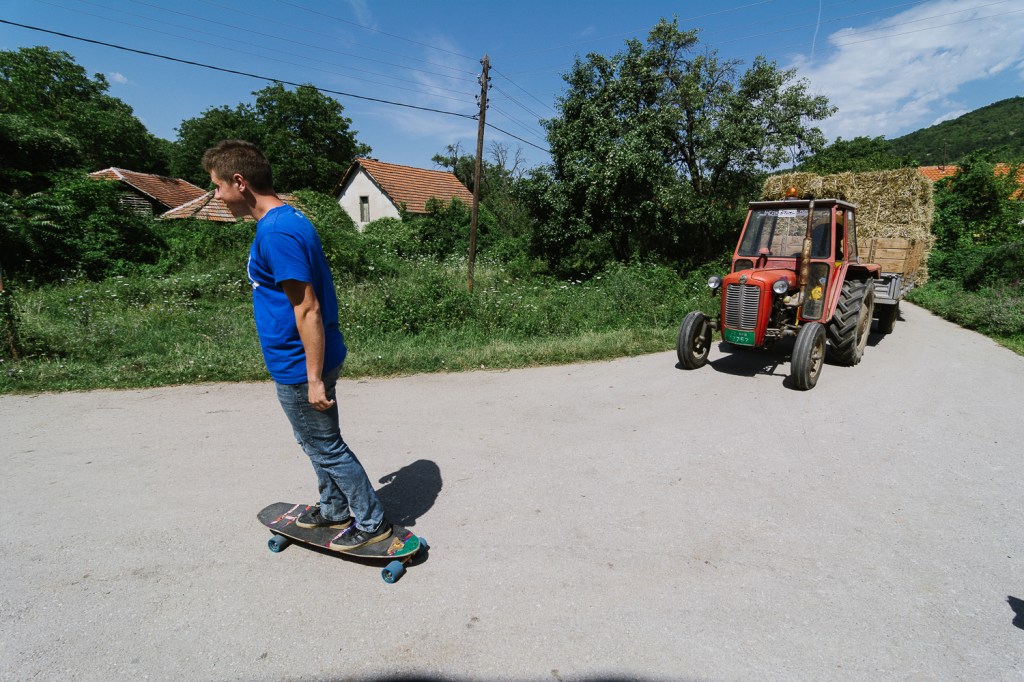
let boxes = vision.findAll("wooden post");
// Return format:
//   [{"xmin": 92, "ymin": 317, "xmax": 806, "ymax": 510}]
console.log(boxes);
[
  {"xmin": 468, "ymin": 54, "xmax": 489, "ymax": 293},
  {"xmin": 0, "ymin": 267, "xmax": 18, "ymax": 360}
]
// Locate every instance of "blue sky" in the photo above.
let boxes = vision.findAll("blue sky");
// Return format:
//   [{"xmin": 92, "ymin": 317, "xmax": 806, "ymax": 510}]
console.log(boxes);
[{"xmin": 2, "ymin": 0, "xmax": 1023, "ymax": 175}]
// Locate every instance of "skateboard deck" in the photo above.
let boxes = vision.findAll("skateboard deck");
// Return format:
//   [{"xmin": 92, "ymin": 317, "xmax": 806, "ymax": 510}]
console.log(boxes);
[{"xmin": 257, "ymin": 502, "xmax": 426, "ymax": 583}]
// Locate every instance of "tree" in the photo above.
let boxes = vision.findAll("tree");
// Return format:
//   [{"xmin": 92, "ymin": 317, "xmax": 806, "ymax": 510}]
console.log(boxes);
[
  {"xmin": 797, "ymin": 136, "xmax": 917, "ymax": 174},
  {"xmin": 169, "ymin": 104, "xmax": 259, "ymax": 186},
  {"xmin": 932, "ymin": 154, "xmax": 1024, "ymax": 251},
  {"xmin": 432, "ymin": 141, "xmax": 533, "ymax": 260},
  {"xmin": 172, "ymin": 83, "xmax": 370, "ymax": 192},
  {"xmin": 0, "ymin": 46, "xmax": 169, "ymax": 183},
  {"xmin": 535, "ymin": 18, "xmax": 835, "ymax": 274}
]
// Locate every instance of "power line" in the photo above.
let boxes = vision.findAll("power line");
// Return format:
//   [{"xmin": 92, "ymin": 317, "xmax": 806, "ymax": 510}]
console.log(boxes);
[
  {"xmin": 483, "ymin": 121, "xmax": 550, "ymax": 155},
  {"xmin": 41, "ymin": 0, "xmax": 478, "ymax": 101},
  {"xmin": 499, "ymin": 0, "xmax": 777, "ymax": 58},
  {"xmin": 490, "ymin": 84, "xmax": 546, "ymax": 122},
  {"xmin": 491, "ymin": 66, "xmax": 558, "ymax": 117},
  {"xmin": 487, "ymin": 102, "xmax": 549, "ymax": 146},
  {"xmin": 123, "ymin": 0, "xmax": 479, "ymax": 82},
  {"xmin": 714, "ymin": 0, "xmax": 1017, "ymax": 47},
  {"xmin": 273, "ymin": 0, "xmax": 477, "ymax": 63},
  {"xmin": 0, "ymin": 19, "xmax": 478, "ymax": 120},
  {"xmin": 190, "ymin": 0, "xmax": 478, "ymax": 78}
]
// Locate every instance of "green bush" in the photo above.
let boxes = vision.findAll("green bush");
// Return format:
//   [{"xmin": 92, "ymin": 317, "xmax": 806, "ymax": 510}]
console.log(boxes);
[
  {"xmin": 963, "ymin": 240, "xmax": 1024, "ymax": 290},
  {"xmin": 2, "ymin": 173, "xmax": 164, "ymax": 283},
  {"xmin": 291, "ymin": 190, "xmax": 365, "ymax": 280},
  {"xmin": 149, "ymin": 218, "xmax": 252, "ymax": 273}
]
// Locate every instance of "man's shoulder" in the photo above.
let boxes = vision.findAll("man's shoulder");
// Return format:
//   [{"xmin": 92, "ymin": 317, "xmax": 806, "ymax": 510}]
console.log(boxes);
[{"xmin": 258, "ymin": 205, "xmax": 316, "ymax": 239}]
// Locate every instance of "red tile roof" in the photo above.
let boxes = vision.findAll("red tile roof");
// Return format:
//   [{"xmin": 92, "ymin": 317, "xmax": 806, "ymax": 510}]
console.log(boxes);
[
  {"xmin": 90, "ymin": 168, "xmax": 207, "ymax": 210},
  {"xmin": 159, "ymin": 192, "xmax": 300, "ymax": 222},
  {"xmin": 918, "ymin": 165, "xmax": 959, "ymax": 182},
  {"xmin": 338, "ymin": 158, "xmax": 475, "ymax": 214}
]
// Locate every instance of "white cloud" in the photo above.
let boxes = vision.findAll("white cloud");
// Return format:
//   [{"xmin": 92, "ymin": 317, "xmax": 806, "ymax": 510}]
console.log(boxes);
[
  {"xmin": 791, "ymin": 0, "xmax": 1024, "ymax": 141},
  {"xmin": 931, "ymin": 108, "xmax": 968, "ymax": 126},
  {"xmin": 345, "ymin": 0, "xmax": 377, "ymax": 31},
  {"xmin": 108, "ymin": 72, "xmax": 129, "ymax": 85}
]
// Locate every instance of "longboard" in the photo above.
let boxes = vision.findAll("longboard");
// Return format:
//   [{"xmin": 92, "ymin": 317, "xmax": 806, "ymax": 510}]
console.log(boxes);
[{"xmin": 257, "ymin": 502, "xmax": 426, "ymax": 583}]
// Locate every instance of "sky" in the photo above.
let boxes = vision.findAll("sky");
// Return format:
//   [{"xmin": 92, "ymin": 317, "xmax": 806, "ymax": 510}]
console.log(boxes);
[{"xmin": 2, "ymin": 0, "xmax": 1023, "ymax": 175}]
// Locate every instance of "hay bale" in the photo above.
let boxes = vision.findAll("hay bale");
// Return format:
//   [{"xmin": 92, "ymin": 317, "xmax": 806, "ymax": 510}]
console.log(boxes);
[{"xmin": 762, "ymin": 169, "xmax": 935, "ymax": 281}]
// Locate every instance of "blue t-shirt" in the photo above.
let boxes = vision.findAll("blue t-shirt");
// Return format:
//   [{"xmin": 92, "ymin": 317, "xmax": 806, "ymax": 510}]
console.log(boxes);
[{"xmin": 246, "ymin": 204, "xmax": 346, "ymax": 384}]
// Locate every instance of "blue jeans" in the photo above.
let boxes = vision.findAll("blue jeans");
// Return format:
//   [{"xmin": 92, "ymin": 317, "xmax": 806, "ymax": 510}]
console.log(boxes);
[{"xmin": 274, "ymin": 364, "xmax": 385, "ymax": 531}]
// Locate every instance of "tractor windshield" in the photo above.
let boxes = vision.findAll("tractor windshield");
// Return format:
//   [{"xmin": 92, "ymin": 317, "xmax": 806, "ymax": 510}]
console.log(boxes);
[{"xmin": 738, "ymin": 207, "xmax": 832, "ymax": 258}]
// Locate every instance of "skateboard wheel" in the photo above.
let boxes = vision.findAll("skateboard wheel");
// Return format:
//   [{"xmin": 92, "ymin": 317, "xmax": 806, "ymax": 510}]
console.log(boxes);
[
  {"xmin": 417, "ymin": 537, "xmax": 429, "ymax": 552},
  {"xmin": 382, "ymin": 560, "xmax": 406, "ymax": 584},
  {"xmin": 268, "ymin": 534, "xmax": 292, "ymax": 553}
]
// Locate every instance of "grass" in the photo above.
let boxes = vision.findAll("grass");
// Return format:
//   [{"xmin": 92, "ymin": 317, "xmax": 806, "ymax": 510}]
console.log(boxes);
[
  {"xmin": 4, "ymin": 249, "xmax": 1021, "ymax": 396},
  {"xmin": 0, "ymin": 258, "xmax": 720, "ymax": 394},
  {"xmin": 906, "ymin": 278, "xmax": 1024, "ymax": 355}
]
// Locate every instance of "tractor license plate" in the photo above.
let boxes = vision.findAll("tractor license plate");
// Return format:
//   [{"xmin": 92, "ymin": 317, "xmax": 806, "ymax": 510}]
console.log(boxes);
[{"xmin": 723, "ymin": 328, "xmax": 756, "ymax": 346}]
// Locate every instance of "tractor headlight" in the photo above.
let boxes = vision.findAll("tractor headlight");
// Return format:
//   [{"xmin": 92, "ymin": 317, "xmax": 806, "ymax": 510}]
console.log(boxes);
[
  {"xmin": 772, "ymin": 278, "xmax": 789, "ymax": 295},
  {"xmin": 707, "ymin": 275, "xmax": 722, "ymax": 290}
]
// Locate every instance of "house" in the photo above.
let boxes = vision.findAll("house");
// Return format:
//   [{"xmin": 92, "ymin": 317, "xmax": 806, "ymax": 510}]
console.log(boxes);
[
  {"xmin": 334, "ymin": 158, "xmax": 475, "ymax": 229},
  {"xmin": 89, "ymin": 168, "xmax": 207, "ymax": 216}
]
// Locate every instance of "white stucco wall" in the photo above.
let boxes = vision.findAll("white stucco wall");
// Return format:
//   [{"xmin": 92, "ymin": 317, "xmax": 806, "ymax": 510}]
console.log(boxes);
[{"xmin": 337, "ymin": 168, "xmax": 400, "ymax": 231}]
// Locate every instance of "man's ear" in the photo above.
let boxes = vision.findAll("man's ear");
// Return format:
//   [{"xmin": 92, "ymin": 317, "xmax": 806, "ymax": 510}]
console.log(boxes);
[{"xmin": 232, "ymin": 173, "xmax": 247, "ymax": 192}]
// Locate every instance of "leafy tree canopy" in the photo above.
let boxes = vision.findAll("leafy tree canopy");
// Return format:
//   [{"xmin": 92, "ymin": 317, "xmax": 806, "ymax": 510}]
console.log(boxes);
[
  {"xmin": 533, "ymin": 18, "xmax": 835, "ymax": 275},
  {"xmin": 796, "ymin": 135, "xmax": 917, "ymax": 174},
  {"xmin": 172, "ymin": 83, "xmax": 371, "ymax": 193},
  {"xmin": 0, "ymin": 46, "xmax": 169, "ymax": 188}
]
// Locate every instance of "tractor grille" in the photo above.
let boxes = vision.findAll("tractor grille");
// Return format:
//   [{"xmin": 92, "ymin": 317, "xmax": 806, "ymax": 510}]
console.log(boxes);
[{"xmin": 724, "ymin": 283, "xmax": 761, "ymax": 330}]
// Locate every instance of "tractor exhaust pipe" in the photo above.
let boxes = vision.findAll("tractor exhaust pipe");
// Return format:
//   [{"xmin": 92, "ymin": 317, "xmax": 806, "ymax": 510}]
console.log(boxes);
[{"xmin": 799, "ymin": 199, "xmax": 815, "ymax": 292}]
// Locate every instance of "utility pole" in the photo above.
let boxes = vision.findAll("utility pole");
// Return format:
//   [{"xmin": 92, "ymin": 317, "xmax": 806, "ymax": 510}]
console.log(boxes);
[{"xmin": 468, "ymin": 54, "xmax": 489, "ymax": 293}]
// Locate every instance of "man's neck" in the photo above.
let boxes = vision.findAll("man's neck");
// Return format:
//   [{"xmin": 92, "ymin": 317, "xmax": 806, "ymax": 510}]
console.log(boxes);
[{"xmin": 250, "ymin": 192, "xmax": 286, "ymax": 221}]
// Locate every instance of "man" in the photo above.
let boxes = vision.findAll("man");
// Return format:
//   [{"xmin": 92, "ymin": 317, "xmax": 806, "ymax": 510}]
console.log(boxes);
[{"xmin": 202, "ymin": 139, "xmax": 390, "ymax": 549}]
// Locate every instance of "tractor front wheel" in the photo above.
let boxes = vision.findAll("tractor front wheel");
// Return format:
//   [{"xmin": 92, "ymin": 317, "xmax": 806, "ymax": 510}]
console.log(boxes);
[
  {"xmin": 792, "ymin": 322, "xmax": 826, "ymax": 390},
  {"xmin": 677, "ymin": 311, "xmax": 712, "ymax": 369}
]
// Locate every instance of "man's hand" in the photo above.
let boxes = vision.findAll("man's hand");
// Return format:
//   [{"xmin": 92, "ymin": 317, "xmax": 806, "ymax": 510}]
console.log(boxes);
[{"xmin": 307, "ymin": 377, "xmax": 335, "ymax": 412}]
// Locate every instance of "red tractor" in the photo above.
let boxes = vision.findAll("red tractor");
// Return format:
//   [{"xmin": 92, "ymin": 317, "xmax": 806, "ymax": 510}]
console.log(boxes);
[{"xmin": 677, "ymin": 189, "xmax": 879, "ymax": 390}]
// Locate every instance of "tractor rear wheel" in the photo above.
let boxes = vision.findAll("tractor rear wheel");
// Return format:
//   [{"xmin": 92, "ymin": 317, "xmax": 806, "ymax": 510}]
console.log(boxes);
[
  {"xmin": 827, "ymin": 280, "xmax": 874, "ymax": 366},
  {"xmin": 792, "ymin": 322, "xmax": 826, "ymax": 390},
  {"xmin": 677, "ymin": 311, "xmax": 712, "ymax": 369}
]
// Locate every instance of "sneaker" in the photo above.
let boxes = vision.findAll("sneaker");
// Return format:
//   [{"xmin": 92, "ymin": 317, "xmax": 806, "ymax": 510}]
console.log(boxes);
[
  {"xmin": 328, "ymin": 520, "xmax": 393, "ymax": 550},
  {"xmin": 294, "ymin": 505, "xmax": 353, "ymax": 530}
]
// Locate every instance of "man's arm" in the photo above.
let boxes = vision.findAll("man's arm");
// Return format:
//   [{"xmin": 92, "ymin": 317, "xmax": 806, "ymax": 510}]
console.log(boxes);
[{"xmin": 281, "ymin": 279, "xmax": 335, "ymax": 411}]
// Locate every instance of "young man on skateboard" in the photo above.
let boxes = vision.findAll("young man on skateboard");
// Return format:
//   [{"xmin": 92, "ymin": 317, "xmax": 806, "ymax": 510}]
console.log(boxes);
[{"xmin": 203, "ymin": 139, "xmax": 391, "ymax": 550}]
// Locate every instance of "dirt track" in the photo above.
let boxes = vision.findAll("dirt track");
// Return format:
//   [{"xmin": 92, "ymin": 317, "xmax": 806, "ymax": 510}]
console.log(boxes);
[{"xmin": 2, "ymin": 302, "xmax": 1022, "ymax": 680}]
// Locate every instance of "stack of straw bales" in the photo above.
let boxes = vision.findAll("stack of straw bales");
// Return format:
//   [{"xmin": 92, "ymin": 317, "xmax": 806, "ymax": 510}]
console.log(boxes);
[
  {"xmin": 762, "ymin": 168, "xmax": 935, "ymax": 280},
  {"xmin": 762, "ymin": 168, "xmax": 934, "ymax": 240}
]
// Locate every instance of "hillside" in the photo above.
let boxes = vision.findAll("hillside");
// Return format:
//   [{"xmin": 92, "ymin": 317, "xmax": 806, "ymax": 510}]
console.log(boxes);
[{"xmin": 889, "ymin": 97, "xmax": 1024, "ymax": 164}]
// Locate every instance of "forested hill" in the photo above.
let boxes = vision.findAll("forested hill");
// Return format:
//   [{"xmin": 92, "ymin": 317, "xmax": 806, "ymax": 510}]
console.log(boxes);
[{"xmin": 888, "ymin": 97, "xmax": 1024, "ymax": 164}]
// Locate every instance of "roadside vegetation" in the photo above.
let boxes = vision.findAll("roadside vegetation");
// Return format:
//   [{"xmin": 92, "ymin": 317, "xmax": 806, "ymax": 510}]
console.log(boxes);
[
  {"xmin": 2, "ymin": 26, "xmax": 1023, "ymax": 395},
  {"xmin": 906, "ymin": 155, "xmax": 1024, "ymax": 355}
]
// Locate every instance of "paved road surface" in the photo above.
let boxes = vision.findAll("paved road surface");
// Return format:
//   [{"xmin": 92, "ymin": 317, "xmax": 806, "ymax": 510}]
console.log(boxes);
[{"xmin": 2, "ymin": 303, "xmax": 1022, "ymax": 680}]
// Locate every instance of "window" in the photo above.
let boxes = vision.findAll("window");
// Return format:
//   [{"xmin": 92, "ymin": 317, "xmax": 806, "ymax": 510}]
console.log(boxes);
[{"xmin": 359, "ymin": 196, "xmax": 370, "ymax": 223}]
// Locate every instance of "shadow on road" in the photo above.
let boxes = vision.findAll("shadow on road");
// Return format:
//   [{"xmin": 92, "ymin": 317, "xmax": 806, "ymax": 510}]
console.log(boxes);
[
  {"xmin": 1009, "ymin": 596, "xmax": 1024, "ymax": 630},
  {"xmin": 376, "ymin": 458, "xmax": 442, "ymax": 528}
]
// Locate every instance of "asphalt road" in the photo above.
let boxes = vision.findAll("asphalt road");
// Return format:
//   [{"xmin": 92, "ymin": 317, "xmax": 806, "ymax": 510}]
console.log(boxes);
[{"xmin": 2, "ymin": 302, "xmax": 1023, "ymax": 681}]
